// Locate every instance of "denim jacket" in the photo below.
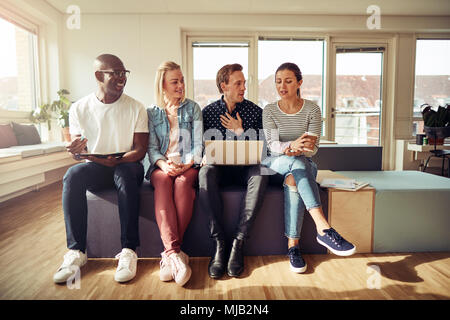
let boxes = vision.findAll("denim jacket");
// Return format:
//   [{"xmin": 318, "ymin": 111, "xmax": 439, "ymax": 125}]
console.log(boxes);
[{"xmin": 145, "ymin": 98, "xmax": 204, "ymax": 180}]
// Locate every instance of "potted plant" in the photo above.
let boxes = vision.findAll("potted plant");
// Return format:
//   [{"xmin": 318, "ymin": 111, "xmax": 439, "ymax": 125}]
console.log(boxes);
[
  {"xmin": 29, "ymin": 101, "xmax": 53, "ymax": 130},
  {"xmin": 420, "ymin": 103, "xmax": 450, "ymax": 145},
  {"xmin": 30, "ymin": 89, "xmax": 72, "ymax": 142},
  {"xmin": 54, "ymin": 89, "xmax": 72, "ymax": 142}
]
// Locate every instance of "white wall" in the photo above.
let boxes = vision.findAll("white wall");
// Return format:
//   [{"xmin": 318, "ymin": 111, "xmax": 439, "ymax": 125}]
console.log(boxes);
[{"xmin": 62, "ymin": 14, "xmax": 182, "ymax": 106}]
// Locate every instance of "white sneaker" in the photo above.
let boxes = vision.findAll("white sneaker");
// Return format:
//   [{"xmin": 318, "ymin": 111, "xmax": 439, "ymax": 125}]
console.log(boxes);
[
  {"xmin": 160, "ymin": 252, "xmax": 173, "ymax": 282},
  {"xmin": 169, "ymin": 252, "xmax": 192, "ymax": 286},
  {"xmin": 179, "ymin": 250, "xmax": 189, "ymax": 264},
  {"xmin": 114, "ymin": 248, "xmax": 137, "ymax": 283},
  {"xmin": 53, "ymin": 250, "xmax": 87, "ymax": 284}
]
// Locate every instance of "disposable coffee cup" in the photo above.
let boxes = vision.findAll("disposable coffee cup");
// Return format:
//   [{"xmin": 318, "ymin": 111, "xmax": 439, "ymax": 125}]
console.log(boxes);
[
  {"xmin": 167, "ymin": 152, "xmax": 181, "ymax": 164},
  {"xmin": 303, "ymin": 132, "xmax": 318, "ymax": 152}
]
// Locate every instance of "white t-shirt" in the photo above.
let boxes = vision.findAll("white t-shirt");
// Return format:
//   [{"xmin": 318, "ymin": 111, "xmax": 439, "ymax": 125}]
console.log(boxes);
[{"xmin": 69, "ymin": 93, "xmax": 148, "ymax": 154}]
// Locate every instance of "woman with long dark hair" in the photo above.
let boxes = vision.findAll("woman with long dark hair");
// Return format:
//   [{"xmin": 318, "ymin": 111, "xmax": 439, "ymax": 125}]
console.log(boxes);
[{"xmin": 262, "ymin": 62, "xmax": 356, "ymax": 273}]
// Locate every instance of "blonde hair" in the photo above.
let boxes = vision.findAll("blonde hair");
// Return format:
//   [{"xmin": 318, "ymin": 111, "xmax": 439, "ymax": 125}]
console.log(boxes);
[{"xmin": 154, "ymin": 61, "xmax": 185, "ymax": 108}]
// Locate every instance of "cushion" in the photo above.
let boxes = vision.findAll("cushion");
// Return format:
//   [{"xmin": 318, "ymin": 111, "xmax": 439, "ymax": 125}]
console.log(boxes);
[
  {"xmin": 0, "ymin": 124, "xmax": 18, "ymax": 148},
  {"xmin": 41, "ymin": 142, "xmax": 66, "ymax": 154},
  {"xmin": 0, "ymin": 144, "xmax": 44, "ymax": 157},
  {"xmin": 11, "ymin": 122, "xmax": 41, "ymax": 146}
]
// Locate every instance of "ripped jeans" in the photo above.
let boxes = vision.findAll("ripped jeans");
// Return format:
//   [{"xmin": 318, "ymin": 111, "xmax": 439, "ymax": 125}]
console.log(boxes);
[{"xmin": 262, "ymin": 155, "xmax": 321, "ymax": 239}]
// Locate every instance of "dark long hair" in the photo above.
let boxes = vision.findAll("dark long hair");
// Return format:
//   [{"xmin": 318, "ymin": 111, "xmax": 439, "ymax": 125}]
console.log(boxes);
[{"xmin": 275, "ymin": 62, "xmax": 303, "ymax": 97}]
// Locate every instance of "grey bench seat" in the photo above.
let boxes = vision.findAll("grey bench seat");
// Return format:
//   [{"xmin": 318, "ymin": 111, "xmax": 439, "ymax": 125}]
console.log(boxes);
[
  {"xmin": 85, "ymin": 144, "xmax": 383, "ymax": 258},
  {"xmin": 86, "ymin": 181, "xmax": 329, "ymax": 258},
  {"xmin": 337, "ymin": 170, "xmax": 450, "ymax": 253}
]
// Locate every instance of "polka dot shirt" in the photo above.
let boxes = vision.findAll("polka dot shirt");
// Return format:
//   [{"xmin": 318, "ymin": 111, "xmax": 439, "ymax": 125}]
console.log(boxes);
[{"xmin": 202, "ymin": 95, "xmax": 263, "ymax": 140}]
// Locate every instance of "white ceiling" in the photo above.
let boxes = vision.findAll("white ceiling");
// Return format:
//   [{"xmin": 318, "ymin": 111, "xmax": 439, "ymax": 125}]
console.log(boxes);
[{"xmin": 45, "ymin": 0, "xmax": 450, "ymax": 16}]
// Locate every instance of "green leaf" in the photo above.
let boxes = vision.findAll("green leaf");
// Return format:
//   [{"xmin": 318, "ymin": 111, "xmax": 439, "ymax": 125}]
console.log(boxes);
[{"xmin": 60, "ymin": 96, "xmax": 71, "ymax": 107}]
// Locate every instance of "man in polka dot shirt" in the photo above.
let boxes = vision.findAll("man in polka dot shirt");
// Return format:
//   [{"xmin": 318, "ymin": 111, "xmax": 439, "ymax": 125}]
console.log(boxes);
[
  {"xmin": 198, "ymin": 63, "xmax": 268, "ymax": 279},
  {"xmin": 201, "ymin": 68, "xmax": 263, "ymax": 140}
]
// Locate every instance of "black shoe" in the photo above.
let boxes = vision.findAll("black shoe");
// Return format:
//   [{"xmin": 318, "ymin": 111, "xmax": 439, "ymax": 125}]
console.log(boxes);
[
  {"xmin": 287, "ymin": 246, "xmax": 307, "ymax": 273},
  {"xmin": 208, "ymin": 239, "xmax": 226, "ymax": 279},
  {"xmin": 316, "ymin": 227, "xmax": 356, "ymax": 256},
  {"xmin": 227, "ymin": 238, "xmax": 245, "ymax": 277}
]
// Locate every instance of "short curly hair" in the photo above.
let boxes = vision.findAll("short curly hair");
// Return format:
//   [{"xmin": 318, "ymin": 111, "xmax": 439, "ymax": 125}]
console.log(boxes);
[{"xmin": 216, "ymin": 63, "xmax": 243, "ymax": 94}]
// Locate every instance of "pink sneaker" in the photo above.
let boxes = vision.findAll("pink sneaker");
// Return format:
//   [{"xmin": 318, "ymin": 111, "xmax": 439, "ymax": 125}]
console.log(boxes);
[
  {"xmin": 179, "ymin": 250, "xmax": 189, "ymax": 264},
  {"xmin": 169, "ymin": 252, "xmax": 192, "ymax": 286}
]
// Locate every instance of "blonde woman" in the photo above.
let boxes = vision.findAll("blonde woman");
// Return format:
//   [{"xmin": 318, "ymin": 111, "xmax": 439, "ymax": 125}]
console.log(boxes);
[{"xmin": 146, "ymin": 61, "xmax": 203, "ymax": 286}]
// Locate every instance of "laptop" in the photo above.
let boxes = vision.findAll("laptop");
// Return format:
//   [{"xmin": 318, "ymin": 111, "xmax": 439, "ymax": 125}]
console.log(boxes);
[{"xmin": 204, "ymin": 140, "xmax": 264, "ymax": 165}]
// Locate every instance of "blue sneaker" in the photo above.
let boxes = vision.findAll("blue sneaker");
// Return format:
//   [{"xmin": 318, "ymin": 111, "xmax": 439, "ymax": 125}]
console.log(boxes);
[
  {"xmin": 287, "ymin": 246, "xmax": 307, "ymax": 273},
  {"xmin": 316, "ymin": 228, "xmax": 356, "ymax": 256}
]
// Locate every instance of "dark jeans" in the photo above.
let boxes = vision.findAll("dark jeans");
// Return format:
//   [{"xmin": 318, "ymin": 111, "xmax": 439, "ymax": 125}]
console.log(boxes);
[
  {"xmin": 198, "ymin": 165, "xmax": 268, "ymax": 241},
  {"xmin": 62, "ymin": 161, "xmax": 144, "ymax": 253}
]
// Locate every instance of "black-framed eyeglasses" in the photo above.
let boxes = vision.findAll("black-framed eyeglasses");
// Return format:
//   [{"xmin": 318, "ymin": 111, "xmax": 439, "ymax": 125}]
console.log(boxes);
[{"xmin": 97, "ymin": 70, "xmax": 130, "ymax": 78}]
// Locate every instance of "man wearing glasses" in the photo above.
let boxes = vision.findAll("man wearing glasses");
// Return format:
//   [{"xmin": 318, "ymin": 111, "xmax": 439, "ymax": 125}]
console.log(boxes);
[{"xmin": 53, "ymin": 54, "xmax": 149, "ymax": 284}]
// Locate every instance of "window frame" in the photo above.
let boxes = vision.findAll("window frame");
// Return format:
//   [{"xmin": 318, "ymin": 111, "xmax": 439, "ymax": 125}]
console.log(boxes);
[
  {"xmin": 412, "ymin": 35, "xmax": 450, "ymax": 131},
  {"xmin": 0, "ymin": 7, "xmax": 40, "ymax": 124},
  {"xmin": 256, "ymin": 36, "xmax": 328, "ymax": 133},
  {"xmin": 184, "ymin": 32, "xmax": 329, "ymax": 139},
  {"xmin": 184, "ymin": 33, "xmax": 394, "ymax": 159},
  {"xmin": 184, "ymin": 34, "xmax": 257, "ymax": 106},
  {"xmin": 329, "ymin": 42, "xmax": 387, "ymax": 146}
]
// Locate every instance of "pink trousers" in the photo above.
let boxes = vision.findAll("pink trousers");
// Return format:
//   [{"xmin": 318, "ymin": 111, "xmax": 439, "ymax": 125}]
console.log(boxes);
[{"xmin": 150, "ymin": 167, "xmax": 198, "ymax": 255}]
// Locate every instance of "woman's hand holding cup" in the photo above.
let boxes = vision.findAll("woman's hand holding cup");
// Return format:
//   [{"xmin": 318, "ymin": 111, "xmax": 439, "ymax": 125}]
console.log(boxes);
[{"xmin": 290, "ymin": 132, "xmax": 318, "ymax": 153}]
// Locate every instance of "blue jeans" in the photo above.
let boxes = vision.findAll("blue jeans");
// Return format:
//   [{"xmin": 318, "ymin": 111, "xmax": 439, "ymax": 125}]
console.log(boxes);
[
  {"xmin": 262, "ymin": 155, "xmax": 321, "ymax": 239},
  {"xmin": 62, "ymin": 161, "xmax": 144, "ymax": 252}
]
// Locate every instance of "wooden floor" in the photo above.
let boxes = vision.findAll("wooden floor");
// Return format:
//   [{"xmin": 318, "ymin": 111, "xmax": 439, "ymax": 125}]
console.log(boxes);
[{"xmin": 0, "ymin": 182, "xmax": 449, "ymax": 300}]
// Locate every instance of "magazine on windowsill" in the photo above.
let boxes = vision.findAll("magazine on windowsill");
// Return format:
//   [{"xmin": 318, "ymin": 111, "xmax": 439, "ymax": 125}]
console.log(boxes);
[{"xmin": 320, "ymin": 178, "xmax": 370, "ymax": 191}]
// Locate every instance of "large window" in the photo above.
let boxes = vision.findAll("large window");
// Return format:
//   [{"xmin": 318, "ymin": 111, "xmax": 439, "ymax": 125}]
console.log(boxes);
[
  {"xmin": 258, "ymin": 38, "xmax": 326, "ymax": 112},
  {"xmin": 192, "ymin": 41, "xmax": 249, "ymax": 109},
  {"xmin": 334, "ymin": 48, "xmax": 384, "ymax": 145},
  {"xmin": 188, "ymin": 37, "xmax": 327, "ymax": 137},
  {"xmin": 0, "ymin": 16, "xmax": 39, "ymax": 114},
  {"xmin": 413, "ymin": 39, "xmax": 450, "ymax": 135}
]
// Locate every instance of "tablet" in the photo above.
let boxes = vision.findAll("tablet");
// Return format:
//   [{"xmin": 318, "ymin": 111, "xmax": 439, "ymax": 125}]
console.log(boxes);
[{"xmin": 78, "ymin": 152, "xmax": 126, "ymax": 159}]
